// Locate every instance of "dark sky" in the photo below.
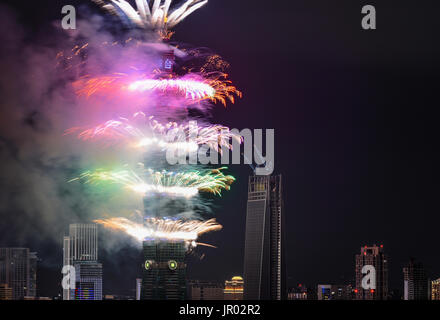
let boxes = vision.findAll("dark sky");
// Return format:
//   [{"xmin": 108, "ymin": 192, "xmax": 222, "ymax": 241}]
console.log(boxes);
[{"xmin": 0, "ymin": 0, "xmax": 439, "ymax": 297}]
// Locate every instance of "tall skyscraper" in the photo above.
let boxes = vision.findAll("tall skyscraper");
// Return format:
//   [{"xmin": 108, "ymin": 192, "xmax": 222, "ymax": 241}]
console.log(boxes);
[
  {"xmin": 140, "ymin": 51, "xmax": 188, "ymax": 300},
  {"xmin": 243, "ymin": 174, "xmax": 286, "ymax": 300},
  {"xmin": 431, "ymin": 278, "xmax": 440, "ymax": 300},
  {"xmin": 224, "ymin": 276, "xmax": 244, "ymax": 300},
  {"xmin": 403, "ymin": 259, "xmax": 429, "ymax": 300},
  {"xmin": 63, "ymin": 223, "xmax": 102, "ymax": 300},
  {"xmin": 0, "ymin": 248, "xmax": 37, "ymax": 300},
  {"xmin": 355, "ymin": 244, "xmax": 388, "ymax": 300}
]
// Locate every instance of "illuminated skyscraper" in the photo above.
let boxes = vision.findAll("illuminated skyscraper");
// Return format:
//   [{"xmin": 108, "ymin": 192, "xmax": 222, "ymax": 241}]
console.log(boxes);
[
  {"xmin": 403, "ymin": 259, "xmax": 429, "ymax": 300},
  {"xmin": 140, "ymin": 51, "xmax": 188, "ymax": 300},
  {"xmin": 243, "ymin": 175, "xmax": 286, "ymax": 300},
  {"xmin": 224, "ymin": 276, "xmax": 244, "ymax": 300},
  {"xmin": 63, "ymin": 223, "xmax": 102, "ymax": 300},
  {"xmin": 355, "ymin": 245, "xmax": 388, "ymax": 300},
  {"xmin": 0, "ymin": 248, "xmax": 37, "ymax": 300}
]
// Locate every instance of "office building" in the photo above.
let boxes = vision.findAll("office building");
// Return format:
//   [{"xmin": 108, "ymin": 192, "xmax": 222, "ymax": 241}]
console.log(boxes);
[
  {"xmin": 63, "ymin": 223, "xmax": 102, "ymax": 300},
  {"xmin": 0, "ymin": 248, "xmax": 37, "ymax": 299},
  {"xmin": 403, "ymin": 258, "xmax": 429, "ymax": 300},
  {"xmin": 243, "ymin": 175, "xmax": 286, "ymax": 300},
  {"xmin": 355, "ymin": 244, "xmax": 388, "ymax": 300}
]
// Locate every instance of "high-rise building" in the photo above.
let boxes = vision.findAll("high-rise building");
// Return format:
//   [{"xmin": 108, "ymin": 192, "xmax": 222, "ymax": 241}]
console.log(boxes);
[
  {"xmin": 355, "ymin": 244, "xmax": 388, "ymax": 300},
  {"xmin": 0, "ymin": 284, "xmax": 12, "ymax": 300},
  {"xmin": 403, "ymin": 258, "xmax": 429, "ymax": 300},
  {"xmin": 224, "ymin": 276, "xmax": 244, "ymax": 300},
  {"xmin": 431, "ymin": 278, "xmax": 440, "ymax": 300},
  {"xmin": 63, "ymin": 223, "xmax": 102, "ymax": 300},
  {"xmin": 141, "ymin": 240, "xmax": 187, "ymax": 300},
  {"xmin": 243, "ymin": 175, "xmax": 286, "ymax": 300},
  {"xmin": 0, "ymin": 248, "xmax": 37, "ymax": 300},
  {"xmin": 28, "ymin": 252, "xmax": 38, "ymax": 298},
  {"xmin": 187, "ymin": 280, "xmax": 224, "ymax": 300}
]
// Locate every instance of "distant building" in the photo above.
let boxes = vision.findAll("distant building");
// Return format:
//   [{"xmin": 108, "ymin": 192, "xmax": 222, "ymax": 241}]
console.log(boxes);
[
  {"xmin": 0, "ymin": 284, "xmax": 12, "ymax": 300},
  {"xmin": 317, "ymin": 284, "xmax": 332, "ymax": 300},
  {"xmin": 136, "ymin": 278, "xmax": 142, "ymax": 300},
  {"xmin": 224, "ymin": 276, "xmax": 244, "ymax": 300},
  {"xmin": 73, "ymin": 262, "xmax": 103, "ymax": 300},
  {"xmin": 403, "ymin": 259, "xmax": 429, "ymax": 300},
  {"xmin": 431, "ymin": 278, "xmax": 440, "ymax": 300},
  {"xmin": 330, "ymin": 284, "xmax": 353, "ymax": 300},
  {"xmin": 0, "ymin": 248, "xmax": 37, "ymax": 299},
  {"xmin": 187, "ymin": 280, "xmax": 224, "ymax": 300},
  {"xmin": 103, "ymin": 294, "xmax": 135, "ymax": 300},
  {"xmin": 355, "ymin": 244, "xmax": 388, "ymax": 300},
  {"xmin": 288, "ymin": 284, "xmax": 308, "ymax": 300},
  {"xmin": 23, "ymin": 296, "xmax": 52, "ymax": 300},
  {"xmin": 243, "ymin": 175, "xmax": 287, "ymax": 300},
  {"xmin": 63, "ymin": 223, "xmax": 102, "ymax": 300},
  {"xmin": 28, "ymin": 252, "xmax": 38, "ymax": 298},
  {"xmin": 316, "ymin": 284, "xmax": 353, "ymax": 300}
]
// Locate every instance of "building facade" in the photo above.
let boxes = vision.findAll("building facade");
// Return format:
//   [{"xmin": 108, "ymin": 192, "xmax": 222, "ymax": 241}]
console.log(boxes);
[
  {"xmin": 431, "ymin": 278, "xmax": 440, "ymax": 300},
  {"xmin": 243, "ymin": 175, "xmax": 286, "ymax": 300},
  {"xmin": 141, "ymin": 240, "xmax": 187, "ymax": 300},
  {"xmin": 187, "ymin": 280, "xmax": 224, "ymax": 300},
  {"xmin": 0, "ymin": 283, "xmax": 13, "ymax": 300},
  {"xmin": 403, "ymin": 258, "xmax": 429, "ymax": 300},
  {"xmin": 224, "ymin": 276, "xmax": 244, "ymax": 300},
  {"xmin": 0, "ymin": 248, "xmax": 37, "ymax": 300},
  {"xmin": 63, "ymin": 223, "xmax": 102, "ymax": 300},
  {"xmin": 355, "ymin": 245, "xmax": 388, "ymax": 300}
]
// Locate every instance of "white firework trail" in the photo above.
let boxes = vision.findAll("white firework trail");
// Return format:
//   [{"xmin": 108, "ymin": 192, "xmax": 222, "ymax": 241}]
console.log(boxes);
[{"xmin": 92, "ymin": 0, "xmax": 208, "ymax": 30}]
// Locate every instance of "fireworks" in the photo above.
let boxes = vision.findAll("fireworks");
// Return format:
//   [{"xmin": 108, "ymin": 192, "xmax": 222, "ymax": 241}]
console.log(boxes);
[
  {"xmin": 66, "ymin": 0, "xmax": 239, "ymax": 248},
  {"xmin": 94, "ymin": 217, "xmax": 221, "ymax": 242},
  {"xmin": 128, "ymin": 78, "xmax": 215, "ymax": 100},
  {"xmin": 65, "ymin": 113, "xmax": 242, "ymax": 153},
  {"xmin": 73, "ymin": 73, "xmax": 241, "ymax": 106},
  {"xmin": 92, "ymin": 0, "xmax": 208, "ymax": 31},
  {"xmin": 70, "ymin": 166, "xmax": 235, "ymax": 197}
]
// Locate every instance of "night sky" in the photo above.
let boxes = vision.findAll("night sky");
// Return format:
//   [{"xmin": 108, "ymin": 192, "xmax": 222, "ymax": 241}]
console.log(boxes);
[{"xmin": 0, "ymin": 0, "xmax": 439, "ymax": 298}]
